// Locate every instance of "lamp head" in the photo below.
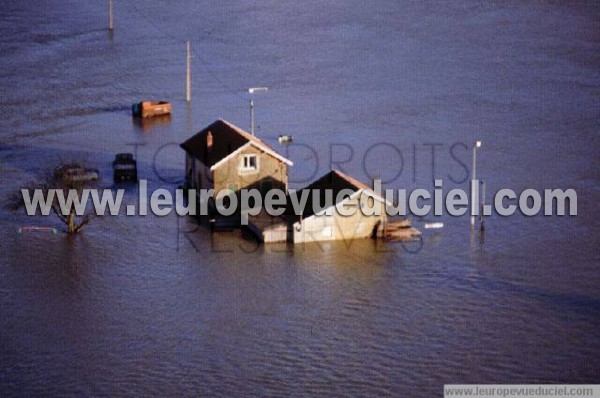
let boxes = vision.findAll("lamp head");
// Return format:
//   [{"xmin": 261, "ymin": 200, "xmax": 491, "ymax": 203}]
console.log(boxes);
[{"xmin": 248, "ymin": 87, "xmax": 268, "ymax": 94}]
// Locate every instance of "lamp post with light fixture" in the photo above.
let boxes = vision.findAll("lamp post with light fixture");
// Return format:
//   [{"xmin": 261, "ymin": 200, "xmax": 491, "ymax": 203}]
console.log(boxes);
[
  {"xmin": 248, "ymin": 87, "xmax": 268, "ymax": 135},
  {"xmin": 471, "ymin": 140, "xmax": 482, "ymax": 227}
]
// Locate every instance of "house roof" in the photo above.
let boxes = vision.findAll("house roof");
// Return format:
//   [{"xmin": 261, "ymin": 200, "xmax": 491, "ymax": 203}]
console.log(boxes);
[
  {"xmin": 288, "ymin": 169, "xmax": 387, "ymax": 219},
  {"xmin": 180, "ymin": 119, "xmax": 293, "ymax": 168}
]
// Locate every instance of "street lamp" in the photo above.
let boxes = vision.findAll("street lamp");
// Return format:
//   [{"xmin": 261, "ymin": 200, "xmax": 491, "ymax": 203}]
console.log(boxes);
[
  {"xmin": 471, "ymin": 140, "xmax": 482, "ymax": 227},
  {"xmin": 248, "ymin": 87, "xmax": 268, "ymax": 135},
  {"xmin": 480, "ymin": 179, "xmax": 486, "ymax": 231}
]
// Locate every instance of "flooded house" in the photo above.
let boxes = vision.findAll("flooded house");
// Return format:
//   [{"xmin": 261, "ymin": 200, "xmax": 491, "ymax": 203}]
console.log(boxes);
[
  {"xmin": 249, "ymin": 169, "xmax": 391, "ymax": 243},
  {"xmin": 180, "ymin": 119, "xmax": 293, "ymax": 214},
  {"xmin": 180, "ymin": 121, "xmax": 408, "ymax": 244},
  {"xmin": 290, "ymin": 170, "xmax": 390, "ymax": 243}
]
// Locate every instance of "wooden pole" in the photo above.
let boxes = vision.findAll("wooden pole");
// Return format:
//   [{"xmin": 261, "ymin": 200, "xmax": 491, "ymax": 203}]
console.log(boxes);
[
  {"xmin": 109, "ymin": 0, "xmax": 114, "ymax": 31},
  {"xmin": 186, "ymin": 41, "xmax": 191, "ymax": 102}
]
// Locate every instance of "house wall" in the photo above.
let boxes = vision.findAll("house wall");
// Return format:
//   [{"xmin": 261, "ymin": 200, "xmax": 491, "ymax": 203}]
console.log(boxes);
[
  {"xmin": 185, "ymin": 154, "xmax": 214, "ymax": 215},
  {"xmin": 185, "ymin": 153, "xmax": 213, "ymax": 191},
  {"xmin": 196, "ymin": 158, "xmax": 213, "ymax": 191},
  {"xmin": 246, "ymin": 218, "xmax": 289, "ymax": 243},
  {"xmin": 212, "ymin": 145, "xmax": 288, "ymax": 195},
  {"xmin": 293, "ymin": 197, "xmax": 386, "ymax": 243}
]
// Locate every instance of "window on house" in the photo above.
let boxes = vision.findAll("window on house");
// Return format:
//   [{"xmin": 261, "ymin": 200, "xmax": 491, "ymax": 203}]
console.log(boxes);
[{"xmin": 241, "ymin": 154, "xmax": 258, "ymax": 172}]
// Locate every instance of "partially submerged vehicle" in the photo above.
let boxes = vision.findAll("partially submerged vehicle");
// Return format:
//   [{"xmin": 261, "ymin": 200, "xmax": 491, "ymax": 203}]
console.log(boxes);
[
  {"xmin": 132, "ymin": 113, "xmax": 172, "ymax": 132},
  {"xmin": 132, "ymin": 101, "xmax": 172, "ymax": 118},
  {"xmin": 113, "ymin": 153, "xmax": 138, "ymax": 182}
]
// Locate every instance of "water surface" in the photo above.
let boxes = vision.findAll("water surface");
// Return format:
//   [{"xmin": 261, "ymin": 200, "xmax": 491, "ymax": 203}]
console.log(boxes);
[{"xmin": 0, "ymin": 1, "xmax": 599, "ymax": 396}]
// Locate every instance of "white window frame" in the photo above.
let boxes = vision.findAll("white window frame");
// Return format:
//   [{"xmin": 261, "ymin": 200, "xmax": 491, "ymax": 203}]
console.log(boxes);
[{"xmin": 240, "ymin": 154, "xmax": 259, "ymax": 174}]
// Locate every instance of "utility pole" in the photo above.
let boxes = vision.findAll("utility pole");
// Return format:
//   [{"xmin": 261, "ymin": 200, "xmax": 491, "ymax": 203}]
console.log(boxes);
[
  {"xmin": 185, "ymin": 41, "xmax": 191, "ymax": 102},
  {"xmin": 480, "ymin": 180, "xmax": 486, "ymax": 231},
  {"xmin": 471, "ymin": 140, "xmax": 482, "ymax": 227},
  {"xmin": 247, "ymin": 87, "xmax": 268, "ymax": 135},
  {"xmin": 249, "ymin": 99, "xmax": 255, "ymax": 135},
  {"xmin": 109, "ymin": 0, "xmax": 114, "ymax": 31}
]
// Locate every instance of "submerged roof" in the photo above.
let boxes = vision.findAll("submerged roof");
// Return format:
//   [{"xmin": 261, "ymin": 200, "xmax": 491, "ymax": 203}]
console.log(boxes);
[
  {"xmin": 290, "ymin": 169, "xmax": 386, "ymax": 219},
  {"xmin": 180, "ymin": 119, "xmax": 292, "ymax": 168},
  {"xmin": 301, "ymin": 169, "xmax": 370, "ymax": 195}
]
